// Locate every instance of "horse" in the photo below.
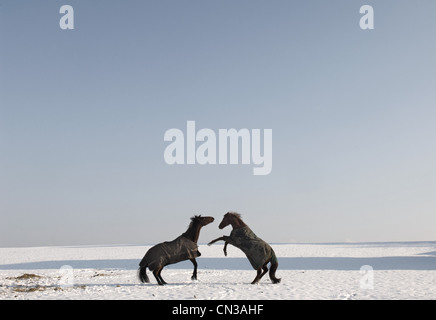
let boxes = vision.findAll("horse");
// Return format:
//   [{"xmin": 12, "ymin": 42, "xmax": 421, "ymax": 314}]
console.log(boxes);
[
  {"xmin": 208, "ymin": 212, "xmax": 280, "ymax": 284},
  {"xmin": 138, "ymin": 215, "xmax": 214, "ymax": 285}
]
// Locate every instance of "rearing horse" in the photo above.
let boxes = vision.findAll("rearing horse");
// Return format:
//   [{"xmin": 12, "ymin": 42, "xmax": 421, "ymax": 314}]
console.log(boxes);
[
  {"xmin": 208, "ymin": 212, "xmax": 281, "ymax": 284},
  {"xmin": 138, "ymin": 215, "xmax": 214, "ymax": 285}
]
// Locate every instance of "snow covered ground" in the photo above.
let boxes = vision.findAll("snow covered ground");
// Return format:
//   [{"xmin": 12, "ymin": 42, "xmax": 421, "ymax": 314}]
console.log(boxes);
[{"xmin": 1, "ymin": 242, "xmax": 436, "ymax": 300}]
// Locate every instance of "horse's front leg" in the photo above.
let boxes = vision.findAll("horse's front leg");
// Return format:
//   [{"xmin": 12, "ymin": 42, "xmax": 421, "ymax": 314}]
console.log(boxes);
[
  {"xmin": 223, "ymin": 241, "xmax": 229, "ymax": 256},
  {"xmin": 190, "ymin": 258, "xmax": 198, "ymax": 280},
  {"xmin": 208, "ymin": 237, "xmax": 230, "ymax": 256},
  {"xmin": 207, "ymin": 236, "xmax": 225, "ymax": 246}
]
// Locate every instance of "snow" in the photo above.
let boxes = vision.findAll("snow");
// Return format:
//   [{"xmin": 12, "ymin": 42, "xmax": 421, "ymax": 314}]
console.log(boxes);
[{"xmin": 1, "ymin": 242, "xmax": 436, "ymax": 300}]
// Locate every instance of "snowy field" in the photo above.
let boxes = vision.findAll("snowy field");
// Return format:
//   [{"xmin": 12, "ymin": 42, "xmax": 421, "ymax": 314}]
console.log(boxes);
[{"xmin": 1, "ymin": 242, "xmax": 436, "ymax": 300}]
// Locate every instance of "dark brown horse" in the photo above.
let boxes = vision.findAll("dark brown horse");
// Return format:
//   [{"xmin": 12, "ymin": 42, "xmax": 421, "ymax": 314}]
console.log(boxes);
[
  {"xmin": 138, "ymin": 215, "xmax": 214, "ymax": 285},
  {"xmin": 208, "ymin": 212, "xmax": 280, "ymax": 284}
]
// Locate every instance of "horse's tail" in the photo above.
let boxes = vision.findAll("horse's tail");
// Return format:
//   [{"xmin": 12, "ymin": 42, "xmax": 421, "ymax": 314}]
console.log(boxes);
[
  {"xmin": 138, "ymin": 265, "xmax": 150, "ymax": 283},
  {"xmin": 269, "ymin": 252, "xmax": 281, "ymax": 284},
  {"xmin": 138, "ymin": 256, "xmax": 150, "ymax": 283}
]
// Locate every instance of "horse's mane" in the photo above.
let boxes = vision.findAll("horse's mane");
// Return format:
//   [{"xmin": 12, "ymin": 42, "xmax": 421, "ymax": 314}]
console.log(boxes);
[
  {"xmin": 188, "ymin": 215, "xmax": 202, "ymax": 228},
  {"xmin": 226, "ymin": 212, "xmax": 243, "ymax": 220}
]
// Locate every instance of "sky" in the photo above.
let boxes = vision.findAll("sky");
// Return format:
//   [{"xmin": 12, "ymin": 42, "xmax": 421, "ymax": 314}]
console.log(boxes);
[{"xmin": 1, "ymin": 1, "xmax": 436, "ymax": 247}]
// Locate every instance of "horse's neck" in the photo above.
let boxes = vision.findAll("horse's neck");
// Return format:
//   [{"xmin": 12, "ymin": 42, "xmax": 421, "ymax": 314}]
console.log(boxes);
[
  {"xmin": 183, "ymin": 222, "xmax": 202, "ymax": 243},
  {"xmin": 230, "ymin": 219, "xmax": 247, "ymax": 230}
]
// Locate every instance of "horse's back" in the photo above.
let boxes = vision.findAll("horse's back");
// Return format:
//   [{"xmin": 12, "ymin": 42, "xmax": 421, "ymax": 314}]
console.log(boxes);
[{"xmin": 140, "ymin": 235, "xmax": 200, "ymax": 271}]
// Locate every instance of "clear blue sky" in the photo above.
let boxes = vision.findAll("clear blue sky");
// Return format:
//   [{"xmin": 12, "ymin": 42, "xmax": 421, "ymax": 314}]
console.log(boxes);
[{"xmin": 1, "ymin": 1, "xmax": 436, "ymax": 247}]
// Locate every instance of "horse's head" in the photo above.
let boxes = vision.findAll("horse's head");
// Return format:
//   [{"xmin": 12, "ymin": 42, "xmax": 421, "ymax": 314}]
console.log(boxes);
[
  {"xmin": 218, "ymin": 212, "xmax": 243, "ymax": 229},
  {"xmin": 191, "ymin": 215, "xmax": 214, "ymax": 227}
]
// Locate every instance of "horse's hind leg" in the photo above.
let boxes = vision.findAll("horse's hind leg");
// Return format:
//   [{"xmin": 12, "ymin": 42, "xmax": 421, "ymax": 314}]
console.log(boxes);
[
  {"xmin": 259, "ymin": 264, "xmax": 269, "ymax": 280},
  {"xmin": 251, "ymin": 263, "xmax": 269, "ymax": 284},
  {"xmin": 190, "ymin": 258, "xmax": 198, "ymax": 280},
  {"xmin": 153, "ymin": 268, "xmax": 162, "ymax": 285},
  {"xmin": 251, "ymin": 268, "xmax": 262, "ymax": 284},
  {"xmin": 153, "ymin": 266, "xmax": 166, "ymax": 285},
  {"xmin": 157, "ymin": 267, "xmax": 167, "ymax": 285}
]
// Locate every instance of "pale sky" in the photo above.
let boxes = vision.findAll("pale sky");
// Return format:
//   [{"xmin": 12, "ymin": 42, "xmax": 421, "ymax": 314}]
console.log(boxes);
[{"xmin": 1, "ymin": 1, "xmax": 436, "ymax": 247}]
